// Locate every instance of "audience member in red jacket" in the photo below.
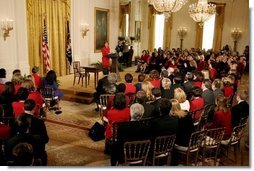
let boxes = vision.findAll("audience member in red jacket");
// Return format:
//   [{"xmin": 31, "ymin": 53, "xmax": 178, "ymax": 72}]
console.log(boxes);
[
  {"xmin": 209, "ymin": 62, "xmax": 217, "ymax": 81},
  {"xmin": 12, "ymin": 87, "xmax": 29, "ymax": 117},
  {"xmin": 105, "ymin": 93, "xmax": 130, "ymax": 139},
  {"xmin": 124, "ymin": 73, "xmax": 136, "ymax": 94},
  {"xmin": 205, "ymin": 94, "xmax": 232, "ymax": 140},
  {"xmin": 32, "ymin": 66, "xmax": 42, "ymax": 89},
  {"xmin": 189, "ymin": 86, "xmax": 205, "ymax": 123},
  {"xmin": 148, "ymin": 69, "xmax": 161, "ymax": 88}
]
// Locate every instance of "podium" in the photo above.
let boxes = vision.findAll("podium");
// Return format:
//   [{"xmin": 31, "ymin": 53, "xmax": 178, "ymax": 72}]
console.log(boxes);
[{"xmin": 106, "ymin": 53, "xmax": 121, "ymax": 80}]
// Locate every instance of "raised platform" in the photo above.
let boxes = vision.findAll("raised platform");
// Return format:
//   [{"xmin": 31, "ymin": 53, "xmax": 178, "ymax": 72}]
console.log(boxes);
[{"xmin": 58, "ymin": 66, "xmax": 139, "ymax": 104}]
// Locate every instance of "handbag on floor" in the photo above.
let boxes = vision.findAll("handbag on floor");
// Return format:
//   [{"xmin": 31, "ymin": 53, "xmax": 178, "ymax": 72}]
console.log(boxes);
[{"xmin": 88, "ymin": 122, "xmax": 105, "ymax": 141}]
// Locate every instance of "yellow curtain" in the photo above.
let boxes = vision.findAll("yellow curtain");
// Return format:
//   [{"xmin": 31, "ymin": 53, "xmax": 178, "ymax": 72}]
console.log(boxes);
[
  {"xmin": 195, "ymin": 23, "xmax": 203, "ymax": 49},
  {"xmin": 148, "ymin": 5, "xmax": 156, "ymax": 52},
  {"xmin": 163, "ymin": 14, "xmax": 173, "ymax": 49},
  {"xmin": 119, "ymin": 3, "xmax": 131, "ymax": 37},
  {"xmin": 26, "ymin": 0, "xmax": 70, "ymax": 76},
  {"xmin": 213, "ymin": 3, "xmax": 226, "ymax": 51}
]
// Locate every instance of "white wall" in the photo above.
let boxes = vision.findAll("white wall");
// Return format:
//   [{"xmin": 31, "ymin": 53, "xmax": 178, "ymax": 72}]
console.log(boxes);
[{"xmin": 0, "ymin": 0, "xmax": 29, "ymax": 80}]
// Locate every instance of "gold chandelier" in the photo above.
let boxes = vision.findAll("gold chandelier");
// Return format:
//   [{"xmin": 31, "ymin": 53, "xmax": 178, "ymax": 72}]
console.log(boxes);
[
  {"xmin": 189, "ymin": 0, "xmax": 216, "ymax": 27},
  {"xmin": 148, "ymin": 0, "xmax": 188, "ymax": 20}
]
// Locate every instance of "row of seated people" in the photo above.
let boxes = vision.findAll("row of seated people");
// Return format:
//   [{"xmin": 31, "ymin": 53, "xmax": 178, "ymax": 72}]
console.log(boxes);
[
  {"xmin": 135, "ymin": 46, "xmax": 247, "ymax": 81},
  {"xmin": 102, "ymin": 92, "xmax": 248, "ymax": 165}
]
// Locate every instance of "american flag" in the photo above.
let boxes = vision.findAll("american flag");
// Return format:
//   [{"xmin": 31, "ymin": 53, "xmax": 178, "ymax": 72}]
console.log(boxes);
[
  {"xmin": 66, "ymin": 20, "xmax": 72, "ymax": 65},
  {"xmin": 42, "ymin": 18, "xmax": 51, "ymax": 72}
]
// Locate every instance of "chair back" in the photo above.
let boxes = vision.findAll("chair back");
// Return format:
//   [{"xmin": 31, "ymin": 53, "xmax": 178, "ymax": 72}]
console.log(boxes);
[
  {"xmin": 188, "ymin": 130, "xmax": 206, "ymax": 152},
  {"xmin": 40, "ymin": 87, "xmax": 55, "ymax": 100},
  {"xmin": 124, "ymin": 140, "xmax": 151, "ymax": 166},
  {"xmin": 189, "ymin": 108, "xmax": 204, "ymax": 128},
  {"xmin": 73, "ymin": 61, "xmax": 81, "ymax": 76},
  {"xmin": 205, "ymin": 127, "xmax": 225, "ymax": 148},
  {"xmin": 229, "ymin": 123, "xmax": 247, "ymax": 145},
  {"xmin": 239, "ymin": 116, "xmax": 248, "ymax": 126},
  {"xmin": 152, "ymin": 135, "xmax": 176, "ymax": 165},
  {"xmin": 99, "ymin": 94, "xmax": 115, "ymax": 121}
]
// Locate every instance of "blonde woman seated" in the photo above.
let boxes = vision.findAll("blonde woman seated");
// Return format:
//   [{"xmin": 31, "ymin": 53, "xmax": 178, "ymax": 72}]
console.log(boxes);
[
  {"xmin": 174, "ymin": 88, "xmax": 190, "ymax": 111},
  {"xmin": 141, "ymin": 81, "xmax": 154, "ymax": 102},
  {"xmin": 170, "ymin": 99, "xmax": 194, "ymax": 147}
]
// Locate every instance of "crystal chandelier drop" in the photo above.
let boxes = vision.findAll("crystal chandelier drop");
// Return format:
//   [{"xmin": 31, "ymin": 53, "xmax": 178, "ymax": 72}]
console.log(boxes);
[
  {"xmin": 189, "ymin": 0, "xmax": 216, "ymax": 27},
  {"xmin": 148, "ymin": 0, "xmax": 188, "ymax": 21}
]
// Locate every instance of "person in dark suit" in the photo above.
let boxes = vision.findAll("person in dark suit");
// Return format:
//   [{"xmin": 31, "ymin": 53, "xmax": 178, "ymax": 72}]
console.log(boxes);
[
  {"xmin": 183, "ymin": 72, "xmax": 194, "ymax": 100},
  {"xmin": 150, "ymin": 88, "xmax": 164, "ymax": 118},
  {"xmin": 231, "ymin": 89, "xmax": 249, "ymax": 127},
  {"xmin": 135, "ymin": 90, "xmax": 155, "ymax": 119},
  {"xmin": 150, "ymin": 98, "xmax": 178, "ymax": 137},
  {"xmin": 212, "ymin": 79, "xmax": 224, "ymax": 99},
  {"xmin": 201, "ymin": 79, "xmax": 215, "ymax": 106},
  {"xmin": 94, "ymin": 68, "xmax": 109, "ymax": 111}
]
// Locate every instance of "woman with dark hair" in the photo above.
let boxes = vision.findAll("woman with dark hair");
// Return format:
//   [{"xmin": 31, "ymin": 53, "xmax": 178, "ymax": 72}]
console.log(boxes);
[
  {"xmin": 43, "ymin": 70, "xmax": 63, "ymax": 100},
  {"xmin": 189, "ymin": 86, "xmax": 205, "ymax": 123},
  {"xmin": 102, "ymin": 41, "xmax": 110, "ymax": 70},
  {"xmin": 12, "ymin": 87, "xmax": 29, "ymax": 117},
  {"xmin": 105, "ymin": 93, "xmax": 130, "ymax": 140}
]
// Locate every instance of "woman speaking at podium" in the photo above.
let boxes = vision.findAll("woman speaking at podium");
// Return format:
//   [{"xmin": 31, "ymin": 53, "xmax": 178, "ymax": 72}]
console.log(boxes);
[{"xmin": 102, "ymin": 41, "xmax": 110, "ymax": 70}]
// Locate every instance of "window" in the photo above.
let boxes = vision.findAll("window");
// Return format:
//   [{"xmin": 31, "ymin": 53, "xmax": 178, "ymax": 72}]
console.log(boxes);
[
  {"xmin": 202, "ymin": 14, "xmax": 216, "ymax": 50},
  {"xmin": 125, "ymin": 14, "xmax": 129, "ymax": 37},
  {"xmin": 154, "ymin": 14, "xmax": 165, "ymax": 49}
]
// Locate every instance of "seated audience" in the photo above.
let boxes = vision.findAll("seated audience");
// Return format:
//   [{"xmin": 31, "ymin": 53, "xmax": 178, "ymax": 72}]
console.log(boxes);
[{"xmin": 135, "ymin": 90, "xmax": 155, "ymax": 119}]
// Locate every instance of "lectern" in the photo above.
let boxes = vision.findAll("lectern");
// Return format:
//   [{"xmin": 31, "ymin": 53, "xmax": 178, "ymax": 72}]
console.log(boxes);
[{"xmin": 106, "ymin": 53, "xmax": 121, "ymax": 80}]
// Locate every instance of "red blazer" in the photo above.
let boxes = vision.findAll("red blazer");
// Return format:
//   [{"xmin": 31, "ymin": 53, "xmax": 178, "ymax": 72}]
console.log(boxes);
[
  {"xmin": 209, "ymin": 68, "xmax": 217, "ymax": 81},
  {"xmin": 12, "ymin": 101, "xmax": 25, "ymax": 117},
  {"xmin": 107, "ymin": 95, "xmax": 130, "ymax": 110},
  {"xmin": 125, "ymin": 83, "xmax": 137, "ymax": 94},
  {"xmin": 149, "ymin": 79, "xmax": 161, "ymax": 88},
  {"xmin": 0, "ymin": 123, "xmax": 11, "ymax": 141},
  {"xmin": 102, "ymin": 47, "xmax": 110, "ymax": 68},
  {"xmin": 224, "ymin": 86, "xmax": 234, "ymax": 98},
  {"xmin": 0, "ymin": 83, "xmax": 4, "ymax": 94},
  {"xmin": 28, "ymin": 91, "xmax": 44, "ymax": 117},
  {"xmin": 206, "ymin": 109, "xmax": 232, "ymax": 140},
  {"xmin": 105, "ymin": 107, "xmax": 130, "ymax": 139},
  {"xmin": 193, "ymin": 81, "xmax": 202, "ymax": 88},
  {"xmin": 32, "ymin": 73, "xmax": 42, "ymax": 89},
  {"xmin": 14, "ymin": 84, "xmax": 22, "ymax": 94},
  {"xmin": 190, "ymin": 97, "xmax": 205, "ymax": 122}
]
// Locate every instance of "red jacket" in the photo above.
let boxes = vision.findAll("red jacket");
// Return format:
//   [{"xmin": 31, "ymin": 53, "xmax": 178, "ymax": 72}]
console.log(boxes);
[
  {"xmin": 125, "ymin": 83, "xmax": 137, "ymax": 94},
  {"xmin": 190, "ymin": 97, "xmax": 205, "ymax": 122},
  {"xmin": 32, "ymin": 73, "xmax": 42, "ymax": 88},
  {"xmin": 105, "ymin": 107, "xmax": 130, "ymax": 139},
  {"xmin": 102, "ymin": 47, "xmax": 110, "ymax": 68},
  {"xmin": 0, "ymin": 84, "xmax": 4, "ymax": 94},
  {"xmin": 224, "ymin": 86, "xmax": 234, "ymax": 98},
  {"xmin": 28, "ymin": 91, "xmax": 44, "ymax": 117},
  {"xmin": 206, "ymin": 109, "xmax": 232, "ymax": 140},
  {"xmin": 149, "ymin": 79, "xmax": 161, "ymax": 88},
  {"xmin": 12, "ymin": 101, "xmax": 25, "ymax": 117},
  {"xmin": 14, "ymin": 84, "xmax": 22, "ymax": 94}
]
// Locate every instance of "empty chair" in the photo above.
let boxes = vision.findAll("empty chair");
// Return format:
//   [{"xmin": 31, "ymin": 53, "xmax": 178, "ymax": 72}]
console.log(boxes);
[
  {"xmin": 124, "ymin": 140, "xmax": 151, "ymax": 166},
  {"xmin": 73, "ymin": 61, "xmax": 86, "ymax": 86},
  {"xmin": 174, "ymin": 130, "xmax": 206, "ymax": 166},
  {"xmin": 150, "ymin": 135, "xmax": 176, "ymax": 166},
  {"xmin": 201, "ymin": 127, "xmax": 225, "ymax": 166},
  {"xmin": 220, "ymin": 123, "xmax": 247, "ymax": 163}
]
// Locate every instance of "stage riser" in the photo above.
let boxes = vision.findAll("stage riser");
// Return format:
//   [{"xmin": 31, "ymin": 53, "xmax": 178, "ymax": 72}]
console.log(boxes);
[{"xmin": 60, "ymin": 89, "xmax": 94, "ymax": 104}]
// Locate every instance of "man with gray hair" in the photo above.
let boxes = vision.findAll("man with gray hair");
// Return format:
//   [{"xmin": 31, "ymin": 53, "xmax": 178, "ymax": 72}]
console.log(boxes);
[{"xmin": 130, "ymin": 103, "xmax": 144, "ymax": 121}]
